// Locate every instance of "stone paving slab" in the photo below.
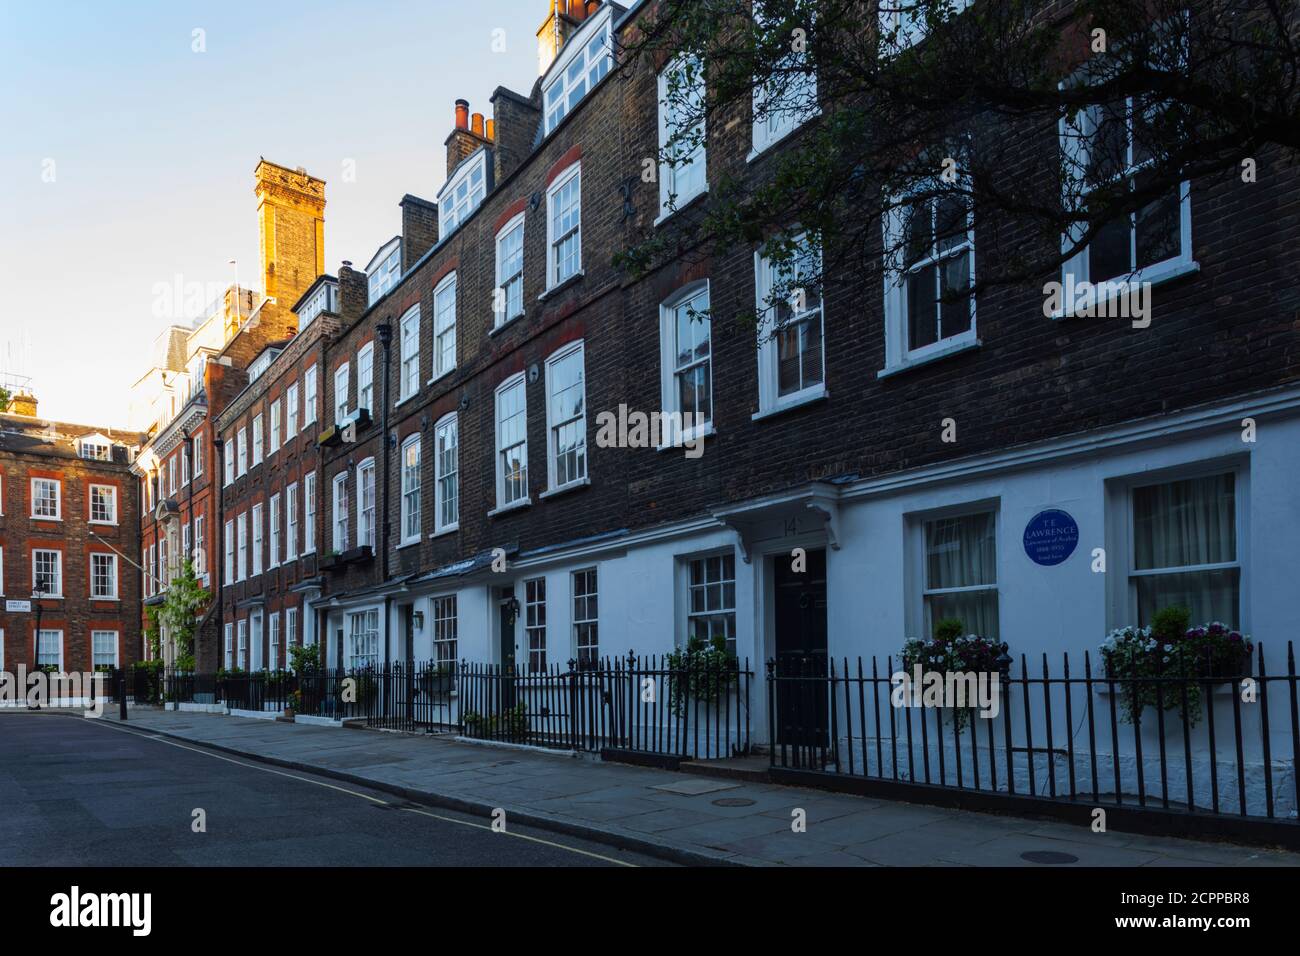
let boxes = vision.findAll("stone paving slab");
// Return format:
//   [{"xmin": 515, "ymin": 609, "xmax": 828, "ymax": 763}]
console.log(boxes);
[{"xmin": 90, "ymin": 709, "xmax": 1300, "ymax": 868}]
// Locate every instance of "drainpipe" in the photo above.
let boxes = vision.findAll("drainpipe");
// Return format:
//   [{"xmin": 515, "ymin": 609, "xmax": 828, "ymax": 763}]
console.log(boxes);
[
  {"xmin": 376, "ymin": 322, "xmax": 393, "ymax": 666},
  {"xmin": 212, "ymin": 436, "xmax": 225, "ymax": 671}
]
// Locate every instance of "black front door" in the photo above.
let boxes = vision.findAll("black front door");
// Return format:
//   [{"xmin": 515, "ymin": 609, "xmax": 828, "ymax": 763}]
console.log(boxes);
[
  {"xmin": 773, "ymin": 548, "xmax": 829, "ymax": 758},
  {"xmin": 499, "ymin": 599, "xmax": 517, "ymax": 710}
]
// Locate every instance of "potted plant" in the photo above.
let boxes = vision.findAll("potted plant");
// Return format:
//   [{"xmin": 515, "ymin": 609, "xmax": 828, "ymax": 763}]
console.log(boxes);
[
  {"xmin": 898, "ymin": 618, "xmax": 1010, "ymax": 731},
  {"xmin": 664, "ymin": 633, "xmax": 739, "ymax": 716}
]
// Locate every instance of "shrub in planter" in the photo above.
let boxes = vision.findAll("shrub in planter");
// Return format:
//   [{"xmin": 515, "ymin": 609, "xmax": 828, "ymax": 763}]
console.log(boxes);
[
  {"xmin": 898, "ymin": 620, "xmax": 1009, "ymax": 731},
  {"xmin": 665, "ymin": 633, "xmax": 739, "ymax": 717},
  {"xmin": 1099, "ymin": 607, "xmax": 1253, "ymax": 725}
]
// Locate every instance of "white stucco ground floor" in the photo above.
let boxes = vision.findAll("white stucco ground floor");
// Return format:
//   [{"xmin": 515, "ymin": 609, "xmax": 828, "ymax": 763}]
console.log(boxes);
[{"xmin": 303, "ymin": 385, "xmax": 1300, "ymax": 810}]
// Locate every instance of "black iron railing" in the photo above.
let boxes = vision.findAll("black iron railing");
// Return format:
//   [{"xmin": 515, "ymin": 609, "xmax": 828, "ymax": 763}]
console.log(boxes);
[{"xmin": 767, "ymin": 643, "xmax": 1300, "ymax": 824}]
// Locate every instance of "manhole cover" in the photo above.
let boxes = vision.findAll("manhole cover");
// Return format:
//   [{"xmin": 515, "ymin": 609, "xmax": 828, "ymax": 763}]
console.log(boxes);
[
  {"xmin": 712, "ymin": 797, "xmax": 757, "ymax": 807},
  {"xmin": 1020, "ymin": 850, "xmax": 1079, "ymax": 865}
]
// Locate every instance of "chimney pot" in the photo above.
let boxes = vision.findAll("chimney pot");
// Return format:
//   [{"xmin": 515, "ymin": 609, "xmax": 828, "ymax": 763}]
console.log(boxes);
[
  {"xmin": 485, "ymin": 118, "xmax": 495, "ymax": 141},
  {"xmin": 471, "ymin": 112, "xmax": 485, "ymax": 137},
  {"xmin": 455, "ymin": 99, "xmax": 470, "ymax": 129}
]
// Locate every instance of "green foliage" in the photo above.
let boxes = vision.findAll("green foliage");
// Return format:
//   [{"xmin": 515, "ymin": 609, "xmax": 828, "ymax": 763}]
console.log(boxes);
[
  {"xmin": 0, "ymin": 386, "xmax": 10, "ymax": 413},
  {"xmin": 664, "ymin": 633, "xmax": 738, "ymax": 716},
  {"xmin": 461, "ymin": 704, "xmax": 529, "ymax": 740},
  {"xmin": 289, "ymin": 642, "xmax": 321, "ymax": 675},
  {"xmin": 158, "ymin": 561, "xmax": 209, "ymax": 663},
  {"xmin": 1099, "ymin": 611, "xmax": 1254, "ymax": 725}
]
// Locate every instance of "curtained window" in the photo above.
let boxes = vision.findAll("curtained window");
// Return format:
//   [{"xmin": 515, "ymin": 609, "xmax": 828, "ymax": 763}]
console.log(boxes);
[
  {"xmin": 922, "ymin": 510, "xmax": 999, "ymax": 639},
  {"xmin": 1131, "ymin": 472, "xmax": 1238, "ymax": 627}
]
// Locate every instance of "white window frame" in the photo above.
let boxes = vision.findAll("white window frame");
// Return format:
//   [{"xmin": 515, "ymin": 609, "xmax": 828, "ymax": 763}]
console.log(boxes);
[
  {"xmin": 286, "ymin": 482, "xmax": 299, "ymax": 561},
  {"xmin": 367, "ymin": 243, "xmax": 401, "ymax": 306},
  {"xmin": 168, "ymin": 455, "xmax": 177, "ymax": 494},
  {"xmin": 399, "ymin": 306, "xmax": 421, "ymax": 402},
  {"xmin": 224, "ymin": 519, "xmax": 234, "ymax": 585},
  {"xmin": 250, "ymin": 610, "xmax": 263, "ymax": 671},
  {"xmin": 194, "ymin": 513, "xmax": 206, "ymax": 576},
  {"xmin": 90, "ymin": 552, "xmax": 118, "ymax": 600},
  {"xmin": 432, "ymin": 595, "xmax": 458, "ymax": 665},
  {"xmin": 357, "ymin": 457, "xmax": 376, "ymax": 551},
  {"xmin": 332, "ymin": 472, "xmax": 350, "ymax": 553},
  {"xmin": 347, "ymin": 609, "xmax": 380, "ymax": 670},
  {"xmin": 494, "ymin": 373, "xmax": 529, "ymax": 511},
  {"xmin": 546, "ymin": 163, "xmax": 582, "ymax": 289},
  {"xmin": 237, "ymin": 618, "xmax": 248, "ymax": 670},
  {"xmin": 32, "ymin": 548, "xmax": 62, "ymax": 597},
  {"xmin": 657, "ymin": 54, "xmax": 708, "ymax": 219},
  {"xmin": 224, "ymin": 435, "xmax": 235, "ymax": 486},
  {"xmin": 542, "ymin": 6, "xmax": 613, "ymax": 135},
  {"xmin": 494, "ymin": 213, "xmax": 525, "ymax": 326},
  {"xmin": 524, "ymin": 577, "xmax": 546, "ymax": 673},
  {"xmin": 286, "ymin": 381, "xmax": 300, "ymax": 436},
  {"xmin": 433, "ymin": 413, "xmax": 459, "ymax": 534},
  {"xmin": 270, "ymin": 399, "xmax": 282, "ymax": 453},
  {"xmin": 269, "ymin": 611, "xmax": 281, "ymax": 671},
  {"xmin": 192, "ymin": 435, "xmax": 204, "ymax": 477},
  {"xmin": 1057, "ymin": 39, "xmax": 1195, "ymax": 313},
  {"xmin": 750, "ymin": 4, "xmax": 819, "ymax": 158},
  {"xmin": 683, "ymin": 551, "xmax": 738, "ymax": 656},
  {"xmin": 303, "ymin": 471, "xmax": 317, "ymax": 554},
  {"xmin": 334, "ymin": 363, "xmax": 350, "ymax": 424},
  {"xmin": 286, "ymin": 606, "xmax": 298, "ymax": 650},
  {"xmin": 89, "ymin": 484, "xmax": 118, "ymax": 525},
  {"xmin": 432, "ymin": 272, "xmax": 457, "ymax": 381},
  {"xmin": 304, "ymin": 365, "xmax": 319, "ymax": 426},
  {"xmin": 878, "ymin": 0, "xmax": 972, "ymax": 54},
  {"xmin": 92, "ymin": 630, "xmax": 119, "ymax": 669},
  {"xmin": 437, "ymin": 151, "xmax": 488, "ymax": 236},
  {"xmin": 572, "ymin": 567, "xmax": 599, "ymax": 668},
  {"xmin": 237, "ymin": 511, "xmax": 248, "ymax": 581},
  {"xmin": 251, "ymin": 502, "xmax": 264, "ymax": 576},
  {"xmin": 754, "ymin": 231, "xmax": 826, "ymax": 415},
  {"xmin": 252, "ymin": 414, "xmax": 264, "ymax": 467},
  {"xmin": 358, "ymin": 342, "xmax": 374, "ymax": 412},
  {"xmin": 236, "ymin": 427, "xmax": 248, "ymax": 476},
  {"xmin": 36, "ymin": 629, "xmax": 64, "ymax": 670},
  {"xmin": 30, "ymin": 477, "xmax": 60, "ymax": 520},
  {"xmin": 269, "ymin": 493, "xmax": 281, "ymax": 568},
  {"xmin": 400, "ymin": 434, "xmax": 422, "ymax": 546},
  {"xmin": 881, "ymin": 176, "xmax": 978, "ymax": 373},
  {"xmin": 659, "ymin": 280, "xmax": 714, "ymax": 443},
  {"xmin": 544, "ymin": 340, "xmax": 588, "ymax": 492},
  {"xmin": 905, "ymin": 501, "xmax": 1001, "ymax": 641}
]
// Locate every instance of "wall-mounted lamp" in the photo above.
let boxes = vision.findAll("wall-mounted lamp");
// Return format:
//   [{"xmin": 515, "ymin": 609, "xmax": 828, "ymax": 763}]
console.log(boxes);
[
  {"xmin": 504, "ymin": 596, "xmax": 521, "ymax": 627},
  {"xmin": 412, "ymin": 609, "xmax": 425, "ymax": 630}
]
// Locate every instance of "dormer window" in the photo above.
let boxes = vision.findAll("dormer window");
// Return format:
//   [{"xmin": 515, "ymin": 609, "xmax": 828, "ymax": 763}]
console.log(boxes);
[
  {"xmin": 367, "ymin": 241, "xmax": 401, "ymax": 306},
  {"xmin": 542, "ymin": 5, "xmax": 613, "ymax": 136},
  {"xmin": 248, "ymin": 348, "xmax": 281, "ymax": 384},
  {"xmin": 79, "ymin": 438, "xmax": 112, "ymax": 461},
  {"xmin": 297, "ymin": 281, "xmax": 338, "ymax": 328},
  {"xmin": 438, "ymin": 151, "xmax": 488, "ymax": 237}
]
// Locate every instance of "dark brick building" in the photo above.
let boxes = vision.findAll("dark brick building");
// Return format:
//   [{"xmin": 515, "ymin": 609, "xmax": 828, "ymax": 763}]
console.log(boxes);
[
  {"xmin": 0, "ymin": 395, "xmax": 144, "ymax": 673},
  {"xmin": 212, "ymin": 0, "xmax": 1298, "ymax": 755}
]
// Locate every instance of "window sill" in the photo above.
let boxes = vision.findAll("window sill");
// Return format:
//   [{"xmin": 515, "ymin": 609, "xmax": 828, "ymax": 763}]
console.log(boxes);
[
  {"xmin": 1051, "ymin": 259, "xmax": 1200, "ymax": 320},
  {"xmin": 878, "ymin": 337, "xmax": 982, "ymax": 379},
  {"xmin": 30, "ymin": 515, "xmax": 62, "ymax": 522},
  {"xmin": 540, "ymin": 272, "xmax": 584, "ymax": 302},
  {"xmin": 396, "ymin": 539, "xmax": 420, "ymax": 551},
  {"xmin": 394, "ymin": 393, "xmax": 418, "ymax": 410},
  {"xmin": 490, "ymin": 313, "xmax": 525, "ymax": 336},
  {"xmin": 429, "ymin": 525, "xmax": 459, "ymax": 540},
  {"xmin": 751, "ymin": 387, "xmax": 829, "ymax": 422},
  {"xmin": 488, "ymin": 497, "xmax": 532, "ymax": 518},
  {"xmin": 88, "ymin": 520, "xmax": 119, "ymax": 527},
  {"xmin": 540, "ymin": 478, "xmax": 590, "ymax": 500},
  {"xmin": 91, "ymin": 596, "xmax": 121, "ymax": 603},
  {"xmin": 427, "ymin": 368, "xmax": 455, "ymax": 388},
  {"xmin": 654, "ymin": 186, "xmax": 709, "ymax": 228},
  {"xmin": 656, "ymin": 423, "xmax": 715, "ymax": 452},
  {"xmin": 746, "ymin": 109, "xmax": 820, "ymax": 164}
]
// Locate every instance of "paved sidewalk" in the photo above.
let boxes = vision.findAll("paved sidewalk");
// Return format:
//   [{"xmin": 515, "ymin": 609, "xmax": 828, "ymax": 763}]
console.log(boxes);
[{"xmin": 92, "ymin": 709, "xmax": 1299, "ymax": 867}]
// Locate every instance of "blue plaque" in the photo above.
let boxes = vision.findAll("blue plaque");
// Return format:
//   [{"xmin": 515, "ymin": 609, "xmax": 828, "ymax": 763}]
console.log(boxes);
[{"xmin": 1023, "ymin": 509, "xmax": 1079, "ymax": 566}]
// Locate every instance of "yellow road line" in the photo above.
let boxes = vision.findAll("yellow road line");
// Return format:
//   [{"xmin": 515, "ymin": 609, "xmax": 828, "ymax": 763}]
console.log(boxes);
[{"xmin": 83, "ymin": 718, "xmax": 637, "ymax": 867}]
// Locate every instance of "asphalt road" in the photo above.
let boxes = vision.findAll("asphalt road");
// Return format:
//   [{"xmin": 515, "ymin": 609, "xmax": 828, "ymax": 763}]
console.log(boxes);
[{"xmin": 0, "ymin": 713, "xmax": 666, "ymax": 867}]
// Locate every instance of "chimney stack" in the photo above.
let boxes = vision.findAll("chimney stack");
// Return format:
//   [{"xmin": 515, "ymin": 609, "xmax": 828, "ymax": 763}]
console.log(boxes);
[
  {"xmin": 445, "ymin": 99, "xmax": 492, "ymax": 178},
  {"xmin": 455, "ymin": 99, "xmax": 470, "ymax": 130},
  {"xmin": 8, "ymin": 390, "xmax": 37, "ymax": 418}
]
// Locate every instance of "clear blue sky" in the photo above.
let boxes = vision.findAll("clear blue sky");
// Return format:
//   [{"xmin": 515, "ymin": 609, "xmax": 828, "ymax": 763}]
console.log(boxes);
[{"xmin": 0, "ymin": 0, "xmax": 543, "ymax": 427}]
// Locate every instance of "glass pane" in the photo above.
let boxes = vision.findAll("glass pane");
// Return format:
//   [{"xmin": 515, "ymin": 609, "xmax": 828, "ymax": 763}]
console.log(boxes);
[
  {"xmin": 1086, "ymin": 99, "xmax": 1128, "ymax": 187},
  {"xmin": 904, "ymin": 205, "xmax": 931, "ymax": 268},
  {"xmin": 907, "ymin": 268, "xmax": 938, "ymax": 350},
  {"xmin": 939, "ymin": 251, "xmax": 971, "ymax": 339},
  {"xmin": 1136, "ymin": 568, "xmax": 1240, "ymax": 630},
  {"xmin": 925, "ymin": 512, "xmax": 997, "ymax": 589},
  {"xmin": 800, "ymin": 313, "xmax": 823, "ymax": 387},
  {"xmin": 1088, "ymin": 212, "xmax": 1131, "ymax": 283},
  {"xmin": 1134, "ymin": 175, "xmax": 1180, "ymax": 269},
  {"xmin": 1133, "ymin": 473, "xmax": 1235, "ymax": 569},
  {"xmin": 924, "ymin": 590, "xmax": 999, "ymax": 640}
]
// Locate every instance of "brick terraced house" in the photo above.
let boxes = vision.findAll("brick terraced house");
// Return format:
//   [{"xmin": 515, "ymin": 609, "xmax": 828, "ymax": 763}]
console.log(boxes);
[
  {"xmin": 134, "ymin": 159, "xmax": 325, "ymax": 672},
  {"xmin": 0, "ymin": 388, "xmax": 144, "ymax": 675},
  {"xmin": 199, "ymin": 0, "xmax": 1298, "ymax": 803}
]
